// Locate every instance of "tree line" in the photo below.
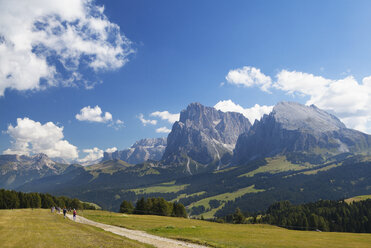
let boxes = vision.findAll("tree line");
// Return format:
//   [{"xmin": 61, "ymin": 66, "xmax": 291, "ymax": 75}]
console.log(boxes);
[
  {"xmin": 258, "ymin": 199, "xmax": 371, "ymax": 233},
  {"xmin": 120, "ymin": 197, "xmax": 187, "ymax": 218},
  {"xmin": 0, "ymin": 188, "xmax": 96, "ymax": 210},
  {"xmin": 218, "ymin": 199, "xmax": 371, "ymax": 233}
]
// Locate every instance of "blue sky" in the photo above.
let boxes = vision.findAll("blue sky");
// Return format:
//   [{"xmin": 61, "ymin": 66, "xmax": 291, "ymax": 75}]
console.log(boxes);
[{"xmin": 1, "ymin": 0, "xmax": 371, "ymax": 163}]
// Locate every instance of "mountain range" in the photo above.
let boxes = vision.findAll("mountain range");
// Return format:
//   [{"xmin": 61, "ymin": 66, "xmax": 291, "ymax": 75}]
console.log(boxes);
[
  {"xmin": 1, "ymin": 101, "xmax": 371, "ymax": 217},
  {"xmin": 102, "ymin": 137, "xmax": 167, "ymax": 164}
]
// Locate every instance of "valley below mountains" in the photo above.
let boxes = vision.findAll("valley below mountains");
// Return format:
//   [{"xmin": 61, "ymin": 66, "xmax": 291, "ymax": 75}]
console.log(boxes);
[{"xmin": 1, "ymin": 101, "xmax": 371, "ymax": 218}]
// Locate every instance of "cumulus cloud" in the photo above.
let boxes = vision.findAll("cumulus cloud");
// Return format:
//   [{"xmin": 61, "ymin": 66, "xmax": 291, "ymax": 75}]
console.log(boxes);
[
  {"xmin": 105, "ymin": 147, "xmax": 117, "ymax": 153},
  {"xmin": 108, "ymin": 119, "xmax": 124, "ymax": 130},
  {"xmin": 214, "ymin": 100, "xmax": 273, "ymax": 123},
  {"xmin": 155, "ymin": 127, "xmax": 171, "ymax": 133},
  {"xmin": 0, "ymin": 0, "xmax": 133, "ymax": 96},
  {"xmin": 226, "ymin": 66, "xmax": 272, "ymax": 92},
  {"xmin": 275, "ymin": 70, "xmax": 331, "ymax": 97},
  {"xmin": 150, "ymin": 111, "xmax": 180, "ymax": 124},
  {"xmin": 138, "ymin": 113, "xmax": 157, "ymax": 126},
  {"xmin": 75, "ymin": 105, "xmax": 112, "ymax": 123},
  {"xmin": 77, "ymin": 146, "xmax": 117, "ymax": 165},
  {"xmin": 77, "ymin": 147, "xmax": 103, "ymax": 165},
  {"xmin": 3, "ymin": 117, "xmax": 78, "ymax": 160}
]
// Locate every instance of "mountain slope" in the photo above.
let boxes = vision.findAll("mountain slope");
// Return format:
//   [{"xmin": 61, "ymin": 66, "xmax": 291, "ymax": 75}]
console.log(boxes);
[{"xmin": 233, "ymin": 102, "xmax": 371, "ymax": 165}]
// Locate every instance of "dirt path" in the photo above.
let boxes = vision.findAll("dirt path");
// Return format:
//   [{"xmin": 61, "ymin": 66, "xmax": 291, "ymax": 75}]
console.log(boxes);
[{"xmin": 65, "ymin": 214, "xmax": 208, "ymax": 248}]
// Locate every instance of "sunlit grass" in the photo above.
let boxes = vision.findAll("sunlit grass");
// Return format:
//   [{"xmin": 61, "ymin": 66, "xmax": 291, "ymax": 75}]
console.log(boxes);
[
  {"xmin": 0, "ymin": 209, "xmax": 152, "ymax": 248},
  {"xmin": 187, "ymin": 185, "xmax": 264, "ymax": 218},
  {"xmin": 239, "ymin": 156, "xmax": 316, "ymax": 177},
  {"xmin": 345, "ymin": 194, "xmax": 371, "ymax": 204},
  {"xmin": 125, "ymin": 183, "xmax": 189, "ymax": 194},
  {"xmin": 81, "ymin": 210, "xmax": 371, "ymax": 248}
]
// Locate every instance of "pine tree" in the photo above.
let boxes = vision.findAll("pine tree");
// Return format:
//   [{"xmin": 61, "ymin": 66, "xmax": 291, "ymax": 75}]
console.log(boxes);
[
  {"xmin": 233, "ymin": 208, "xmax": 246, "ymax": 224},
  {"xmin": 120, "ymin": 200, "xmax": 134, "ymax": 213}
]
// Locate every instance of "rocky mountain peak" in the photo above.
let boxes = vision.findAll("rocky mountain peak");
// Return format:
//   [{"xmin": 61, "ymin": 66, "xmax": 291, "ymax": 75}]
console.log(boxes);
[
  {"xmin": 162, "ymin": 103, "xmax": 252, "ymax": 170},
  {"xmin": 233, "ymin": 102, "xmax": 371, "ymax": 164},
  {"xmin": 271, "ymin": 102, "xmax": 345, "ymax": 132}
]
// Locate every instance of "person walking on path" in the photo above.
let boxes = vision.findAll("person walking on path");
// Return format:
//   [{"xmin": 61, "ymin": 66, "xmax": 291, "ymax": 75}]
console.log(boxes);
[
  {"xmin": 63, "ymin": 207, "xmax": 67, "ymax": 219},
  {"xmin": 73, "ymin": 209, "xmax": 77, "ymax": 221}
]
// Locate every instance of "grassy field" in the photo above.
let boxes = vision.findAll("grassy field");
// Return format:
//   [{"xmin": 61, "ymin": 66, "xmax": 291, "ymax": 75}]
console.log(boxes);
[
  {"xmin": 239, "ymin": 156, "xmax": 316, "ymax": 178},
  {"xmin": 345, "ymin": 194, "xmax": 371, "ymax": 203},
  {"xmin": 0, "ymin": 209, "xmax": 152, "ymax": 248},
  {"xmin": 301, "ymin": 162, "xmax": 342, "ymax": 175},
  {"xmin": 187, "ymin": 185, "xmax": 265, "ymax": 219},
  {"xmin": 171, "ymin": 191, "xmax": 206, "ymax": 202},
  {"xmin": 125, "ymin": 181, "xmax": 189, "ymax": 194},
  {"xmin": 81, "ymin": 210, "xmax": 371, "ymax": 248}
]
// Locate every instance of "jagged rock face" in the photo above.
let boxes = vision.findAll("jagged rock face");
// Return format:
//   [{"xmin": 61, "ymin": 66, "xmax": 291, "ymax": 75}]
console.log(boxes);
[
  {"xmin": 0, "ymin": 153, "xmax": 69, "ymax": 189},
  {"xmin": 162, "ymin": 103, "xmax": 251, "ymax": 166},
  {"xmin": 233, "ymin": 102, "xmax": 371, "ymax": 165},
  {"xmin": 102, "ymin": 137, "xmax": 167, "ymax": 164}
]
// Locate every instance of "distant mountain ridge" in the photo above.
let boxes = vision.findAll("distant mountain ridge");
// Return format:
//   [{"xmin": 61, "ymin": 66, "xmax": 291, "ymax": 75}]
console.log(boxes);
[
  {"xmin": 102, "ymin": 137, "xmax": 167, "ymax": 164},
  {"xmin": 0, "ymin": 153, "xmax": 71, "ymax": 189}
]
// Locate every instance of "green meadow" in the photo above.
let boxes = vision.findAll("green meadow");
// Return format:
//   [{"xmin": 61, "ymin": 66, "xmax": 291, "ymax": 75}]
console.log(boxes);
[
  {"xmin": 239, "ymin": 156, "xmax": 316, "ymax": 178},
  {"xmin": 345, "ymin": 194, "xmax": 371, "ymax": 203},
  {"xmin": 80, "ymin": 210, "xmax": 371, "ymax": 248},
  {"xmin": 0, "ymin": 209, "xmax": 152, "ymax": 248},
  {"xmin": 125, "ymin": 181, "xmax": 189, "ymax": 194},
  {"xmin": 187, "ymin": 185, "xmax": 265, "ymax": 218}
]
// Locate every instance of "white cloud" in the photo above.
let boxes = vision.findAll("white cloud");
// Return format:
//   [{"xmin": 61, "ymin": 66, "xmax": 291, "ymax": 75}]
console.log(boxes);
[
  {"xmin": 105, "ymin": 147, "xmax": 117, "ymax": 153},
  {"xmin": 75, "ymin": 105, "xmax": 112, "ymax": 123},
  {"xmin": 3, "ymin": 117, "xmax": 78, "ymax": 160},
  {"xmin": 77, "ymin": 147, "xmax": 103, "ymax": 165},
  {"xmin": 150, "ymin": 111, "xmax": 180, "ymax": 124},
  {"xmin": 77, "ymin": 146, "xmax": 117, "ymax": 165},
  {"xmin": 225, "ymin": 66, "xmax": 272, "ymax": 92},
  {"xmin": 214, "ymin": 100, "xmax": 273, "ymax": 123},
  {"xmin": 108, "ymin": 119, "xmax": 124, "ymax": 130},
  {"xmin": 0, "ymin": 0, "xmax": 133, "ymax": 96},
  {"xmin": 138, "ymin": 113, "xmax": 157, "ymax": 126},
  {"xmin": 274, "ymin": 70, "xmax": 331, "ymax": 97},
  {"xmin": 155, "ymin": 126, "xmax": 171, "ymax": 133}
]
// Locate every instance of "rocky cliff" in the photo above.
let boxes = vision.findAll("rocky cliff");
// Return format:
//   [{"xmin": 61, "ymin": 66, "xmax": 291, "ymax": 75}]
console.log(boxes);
[{"xmin": 162, "ymin": 102, "xmax": 251, "ymax": 172}]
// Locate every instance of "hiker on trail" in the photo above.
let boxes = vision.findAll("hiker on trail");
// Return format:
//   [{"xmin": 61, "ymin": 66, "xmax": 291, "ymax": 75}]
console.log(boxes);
[
  {"xmin": 63, "ymin": 207, "xmax": 67, "ymax": 219},
  {"xmin": 73, "ymin": 209, "xmax": 77, "ymax": 221}
]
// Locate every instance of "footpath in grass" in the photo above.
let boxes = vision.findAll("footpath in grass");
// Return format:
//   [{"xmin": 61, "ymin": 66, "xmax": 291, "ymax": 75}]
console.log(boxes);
[
  {"xmin": 81, "ymin": 210, "xmax": 371, "ymax": 248},
  {"xmin": 0, "ymin": 209, "xmax": 153, "ymax": 248}
]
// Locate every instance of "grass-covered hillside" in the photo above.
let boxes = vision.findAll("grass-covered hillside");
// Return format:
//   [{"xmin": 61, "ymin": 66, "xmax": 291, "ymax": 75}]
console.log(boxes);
[
  {"xmin": 0, "ymin": 209, "xmax": 152, "ymax": 248},
  {"xmin": 80, "ymin": 210, "xmax": 371, "ymax": 248}
]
